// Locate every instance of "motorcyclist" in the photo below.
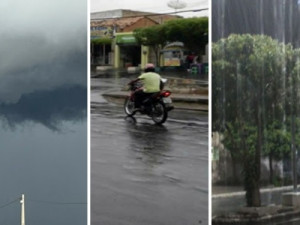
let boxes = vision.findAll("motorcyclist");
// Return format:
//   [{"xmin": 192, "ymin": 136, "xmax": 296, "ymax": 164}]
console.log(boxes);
[{"xmin": 128, "ymin": 63, "xmax": 161, "ymax": 109}]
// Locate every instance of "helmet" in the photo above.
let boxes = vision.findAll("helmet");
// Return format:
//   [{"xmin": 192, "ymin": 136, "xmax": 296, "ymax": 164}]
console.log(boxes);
[{"xmin": 145, "ymin": 63, "xmax": 155, "ymax": 69}]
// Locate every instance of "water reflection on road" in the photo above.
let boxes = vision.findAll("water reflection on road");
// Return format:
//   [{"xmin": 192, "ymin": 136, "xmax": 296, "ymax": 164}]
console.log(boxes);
[{"xmin": 91, "ymin": 80, "xmax": 208, "ymax": 225}]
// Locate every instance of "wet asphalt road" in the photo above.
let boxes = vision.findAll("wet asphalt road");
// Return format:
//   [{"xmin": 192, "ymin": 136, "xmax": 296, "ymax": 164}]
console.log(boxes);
[{"xmin": 91, "ymin": 77, "xmax": 208, "ymax": 225}]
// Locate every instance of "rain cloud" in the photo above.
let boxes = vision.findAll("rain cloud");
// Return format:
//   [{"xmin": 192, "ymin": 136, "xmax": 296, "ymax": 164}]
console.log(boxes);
[
  {"xmin": 0, "ymin": 85, "xmax": 87, "ymax": 131},
  {"xmin": 0, "ymin": 0, "xmax": 87, "ymax": 128}
]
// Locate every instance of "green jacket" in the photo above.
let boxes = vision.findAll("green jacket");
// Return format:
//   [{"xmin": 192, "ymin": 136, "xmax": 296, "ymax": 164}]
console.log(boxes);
[{"xmin": 138, "ymin": 72, "xmax": 161, "ymax": 93}]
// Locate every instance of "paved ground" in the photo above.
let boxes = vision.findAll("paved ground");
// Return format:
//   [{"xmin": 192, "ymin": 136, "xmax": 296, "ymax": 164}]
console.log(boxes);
[{"xmin": 91, "ymin": 77, "xmax": 209, "ymax": 225}]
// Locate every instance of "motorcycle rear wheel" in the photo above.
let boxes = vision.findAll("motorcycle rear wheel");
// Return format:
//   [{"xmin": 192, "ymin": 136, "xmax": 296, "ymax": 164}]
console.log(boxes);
[
  {"xmin": 151, "ymin": 101, "xmax": 168, "ymax": 125},
  {"xmin": 124, "ymin": 97, "xmax": 136, "ymax": 116}
]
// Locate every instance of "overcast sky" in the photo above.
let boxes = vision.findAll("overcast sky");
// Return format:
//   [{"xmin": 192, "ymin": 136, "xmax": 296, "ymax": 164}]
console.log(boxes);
[
  {"xmin": 0, "ymin": 0, "xmax": 87, "ymax": 224},
  {"xmin": 90, "ymin": 0, "xmax": 208, "ymax": 17},
  {"xmin": 0, "ymin": 0, "xmax": 87, "ymax": 104},
  {"xmin": 0, "ymin": 0, "xmax": 87, "ymax": 129}
]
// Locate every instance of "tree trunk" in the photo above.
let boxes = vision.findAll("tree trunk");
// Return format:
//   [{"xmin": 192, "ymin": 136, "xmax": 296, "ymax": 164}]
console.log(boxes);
[
  {"xmin": 250, "ymin": 181, "xmax": 261, "ymax": 207},
  {"xmin": 152, "ymin": 46, "xmax": 160, "ymax": 67},
  {"xmin": 254, "ymin": 85, "xmax": 262, "ymax": 207},
  {"xmin": 244, "ymin": 90, "xmax": 262, "ymax": 207},
  {"xmin": 231, "ymin": 157, "xmax": 239, "ymax": 184},
  {"xmin": 244, "ymin": 157, "xmax": 261, "ymax": 206},
  {"xmin": 244, "ymin": 155, "xmax": 261, "ymax": 207},
  {"xmin": 269, "ymin": 153, "xmax": 273, "ymax": 184},
  {"xmin": 103, "ymin": 44, "xmax": 106, "ymax": 65}
]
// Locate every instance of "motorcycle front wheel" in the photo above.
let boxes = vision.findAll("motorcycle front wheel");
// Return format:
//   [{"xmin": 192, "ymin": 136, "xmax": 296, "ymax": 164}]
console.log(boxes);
[
  {"xmin": 124, "ymin": 97, "xmax": 136, "ymax": 116},
  {"xmin": 151, "ymin": 101, "xmax": 168, "ymax": 125}
]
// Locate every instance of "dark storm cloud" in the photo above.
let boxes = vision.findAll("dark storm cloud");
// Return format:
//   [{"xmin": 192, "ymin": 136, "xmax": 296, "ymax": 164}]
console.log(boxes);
[
  {"xmin": 0, "ymin": 0, "xmax": 87, "ymax": 128},
  {"xmin": 0, "ymin": 85, "xmax": 87, "ymax": 131},
  {"xmin": 0, "ymin": 33, "xmax": 87, "ymax": 129},
  {"xmin": 0, "ymin": 33, "xmax": 87, "ymax": 103}
]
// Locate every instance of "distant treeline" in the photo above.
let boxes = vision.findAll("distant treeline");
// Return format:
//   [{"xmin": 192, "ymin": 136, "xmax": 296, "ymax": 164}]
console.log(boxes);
[{"xmin": 212, "ymin": 0, "xmax": 300, "ymax": 47}]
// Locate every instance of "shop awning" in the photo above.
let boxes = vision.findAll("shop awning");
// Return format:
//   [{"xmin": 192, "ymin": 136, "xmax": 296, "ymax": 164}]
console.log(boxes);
[{"xmin": 116, "ymin": 34, "xmax": 137, "ymax": 44}]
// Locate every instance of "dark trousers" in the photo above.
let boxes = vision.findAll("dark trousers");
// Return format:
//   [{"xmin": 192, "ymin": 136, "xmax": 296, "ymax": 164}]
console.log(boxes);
[{"xmin": 134, "ymin": 90, "xmax": 153, "ymax": 108}]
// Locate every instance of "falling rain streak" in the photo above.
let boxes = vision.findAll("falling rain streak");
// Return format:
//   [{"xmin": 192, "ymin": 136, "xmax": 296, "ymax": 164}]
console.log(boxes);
[{"xmin": 212, "ymin": 0, "xmax": 300, "ymax": 224}]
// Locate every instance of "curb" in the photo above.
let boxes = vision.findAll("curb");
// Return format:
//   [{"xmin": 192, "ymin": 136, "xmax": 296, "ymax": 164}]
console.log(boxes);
[
  {"xmin": 213, "ymin": 207, "xmax": 300, "ymax": 225},
  {"xmin": 212, "ymin": 185, "xmax": 295, "ymax": 199},
  {"xmin": 102, "ymin": 91, "xmax": 208, "ymax": 111}
]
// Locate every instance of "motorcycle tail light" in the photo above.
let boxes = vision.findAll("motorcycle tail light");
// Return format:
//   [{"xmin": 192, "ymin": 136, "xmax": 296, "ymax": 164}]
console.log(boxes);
[{"xmin": 162, "ymin": 91, "xmax": 171, "ymax": 97}]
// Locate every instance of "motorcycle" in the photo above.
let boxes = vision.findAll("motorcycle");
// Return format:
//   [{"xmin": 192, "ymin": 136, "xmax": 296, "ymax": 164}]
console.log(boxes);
[{"xmin": 124, "ymin": 78, "xmax": 174, "ymax": 125}]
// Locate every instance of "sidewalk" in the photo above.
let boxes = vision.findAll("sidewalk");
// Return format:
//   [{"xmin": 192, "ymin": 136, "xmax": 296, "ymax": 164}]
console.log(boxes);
[
  {"xmin": 212, "ymin": 185, "xmax": 300, "ymax": 224},
  {"xmin": 91, "ymin": 68, "xmax": 209, "ymax": 111},
  {"xmin": 212, "ymin": 185, "xmax": 295, "ymax": 198},
  {"xmin": 102, "ymin": 91, "xmax": 208, "ymax": 111},
  {"xmin": 91, "ymin": 66, "xmax": 208, "ymax": 81},
  {"xmin": 212, "ymin": 185, "xmax": 244, "ymax": 196}
]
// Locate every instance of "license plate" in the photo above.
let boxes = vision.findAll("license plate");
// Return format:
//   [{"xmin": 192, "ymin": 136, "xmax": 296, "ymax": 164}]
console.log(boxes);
[{"xmin": 163, "ymin": 97, "xmax": 172, "ymax": 104}]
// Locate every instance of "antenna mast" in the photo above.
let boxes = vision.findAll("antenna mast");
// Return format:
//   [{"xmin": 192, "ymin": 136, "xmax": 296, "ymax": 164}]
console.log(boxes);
[{"xmin": 20, "ymin": 194, "xmax": 25, "ymax": 225}]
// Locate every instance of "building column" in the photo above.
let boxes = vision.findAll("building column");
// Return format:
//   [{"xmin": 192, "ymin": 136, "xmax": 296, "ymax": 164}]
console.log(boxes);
[
  {"xmin": 160, "ymin": 52, "xmax": 164, "ymax": 67},
  {"xmin": 141, "ymin": 45, "xmax": 149, "ymax": 69},
  {"xmin": 114, "ymin": 44, "xmax": 120, "ymax": 68}
]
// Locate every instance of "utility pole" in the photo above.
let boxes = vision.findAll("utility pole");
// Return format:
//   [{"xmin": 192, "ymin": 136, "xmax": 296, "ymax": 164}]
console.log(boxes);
[{"xmin": 20, "ymin": 194, "xmax": 25, "ymax": 225}]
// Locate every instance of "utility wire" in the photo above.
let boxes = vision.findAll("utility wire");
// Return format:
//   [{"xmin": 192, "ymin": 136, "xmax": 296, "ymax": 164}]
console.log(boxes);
[
  {"xmin": 121, "ymin": 1, "xmax": 207, "ymax": 14},
  {"xmin": 0, "ymin": 196, "xmax": 86, "ymax": 212},
  {"xmin": 27, "ymin": 199, "xmax": 86, "ymax": 205},
  {"xmin": 0, "ymin": 198, "xmax": 19, "ymax": 210},
  {"xmin": 91, "ymin": 8, "xmax": 208, "ymax": 21}
]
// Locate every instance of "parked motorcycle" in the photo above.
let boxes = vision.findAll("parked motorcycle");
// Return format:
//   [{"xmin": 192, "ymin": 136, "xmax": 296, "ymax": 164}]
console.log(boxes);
[{"xmin": 124, "ymin": 79, "xmax": 174, "ymax": 125}]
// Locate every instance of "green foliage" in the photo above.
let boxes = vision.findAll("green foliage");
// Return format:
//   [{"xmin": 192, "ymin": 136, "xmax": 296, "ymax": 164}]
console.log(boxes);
[
  {"xmin": 134, "ymin": 25, "xmax": 166, "ymax": 47},
  {"xmin": 213, "ymin": 33, "xmax": 300, "ymax": 206},
  {"xmin": 272, "ymin": 176, "xmax": 283, "ymax": 187},
  {"xmin": 223, "ymin": 121, "xmax": 259, "ymax": 194},
  {"xmin": 286, "ymin": 117, "xmax": 300, "ymax": 150},
  {"xmin": 213, "ymin": 34, "xmax": 293, "ymax": 131},
  {"xmin": 163, "ymin": 17, "xmax": 208, "ymax": 53},
  {"xmin": 134, "ymin": 26, "xmax": 167, "ymax": 66},
  {"xmin": 91, "ymin": 38, "xmax": 112, "ymax": 45},
  {"xmin": 223, "ymin": 121, "xmax": 257, "ymax": 158},
  {"xmin": 263, "ymin": 121, "xmax": 291, "ymax": 160},
  {"xmin": 133, "ymin": 17, "xmax": 208, "ymax": 64}
]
